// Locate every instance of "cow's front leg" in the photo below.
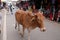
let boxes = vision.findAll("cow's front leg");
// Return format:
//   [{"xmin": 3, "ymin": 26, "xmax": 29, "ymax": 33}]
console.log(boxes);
[
  {"xmin": 21, "ymin": 27, "xmax": 25, "ymax": 40},
  {"xmin": 17, "ymin": 23, "xmax": 21, "ymax": 33},
  {"xmin": 17, "ymin": 23, "xmax": 20, "ymax": 31},
  {"xmin": 28, "ymin": 28, "xmax": 31, "ymax": 40}
]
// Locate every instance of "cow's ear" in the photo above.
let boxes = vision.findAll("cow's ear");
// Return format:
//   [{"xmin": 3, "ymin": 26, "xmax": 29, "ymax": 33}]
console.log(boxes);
[
  {"xmin": 31, "ymin": 17, "xmax": 35, "ymax": 22},
  {"xmin": 28, "ymin": 13, "xmax": 31, "ymax": 16}
]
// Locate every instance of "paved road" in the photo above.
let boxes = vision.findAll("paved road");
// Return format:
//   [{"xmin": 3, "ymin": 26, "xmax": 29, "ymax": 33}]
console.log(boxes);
[
  {"xmin": 0, "ymin": 34, "xmax": 2, "ymax": 40},
  {"xmin": 6, "ymin": 9, "xmax": 60, "ymax": 40}
]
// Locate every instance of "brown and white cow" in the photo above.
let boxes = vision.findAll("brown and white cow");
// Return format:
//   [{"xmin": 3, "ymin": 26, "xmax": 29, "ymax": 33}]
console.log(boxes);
[{"xmin": 15, "ymin": 9, "xmax": 46, "ymax": 40}]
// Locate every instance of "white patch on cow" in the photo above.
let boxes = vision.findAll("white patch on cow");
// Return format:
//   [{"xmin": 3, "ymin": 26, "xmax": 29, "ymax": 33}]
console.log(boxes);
[{"xmin": 31, "ymin": 13, "xmax": 35, "ymax": 16}]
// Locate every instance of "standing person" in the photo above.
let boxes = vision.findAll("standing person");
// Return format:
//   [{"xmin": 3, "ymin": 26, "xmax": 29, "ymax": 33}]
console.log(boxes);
[
  {"xmin": 0, "ymin": 0, "xmax": 3, "ymax": 10},
  {"xmin": 52, "ymin": 6, "xmax": 55, "ymax": 21},
  {"xmin": 20, "ymin": 0, "xmax": 29, "ymax": 11},
  {"xmin": 34, "ymin": 0, "xmax": 42, "ymax": 10},
  {"xmin": 53, "ymin": 12, "xmax": 58, "ymax": 21},
  {"xmin": 49, "ymin": 12, "xmax": 53, "ymax": 21},
  {"xmin": 57, "ymin": 10, "xmax": 60, "ymax": 22},
  {"xmin": 57, "ymin": 5, "xmax": 60, "ymax": 22},
  {"xmin": 9, "ymin": 3, "xmax": 13, "ymax": 14},
  {"xmin": 31, "ymin": 4, "xmax": 37, "ymax": 13},
  {"xmin": 29, "ymin": 0, "xmax": 42, "ymax": 13},
  {"xmin": 0, "ymin": 0, "xmax": 2, "ymax": 33},
  {"xmin": 0, "ymin": 0, "xmax": 7, "ymax": 33}
]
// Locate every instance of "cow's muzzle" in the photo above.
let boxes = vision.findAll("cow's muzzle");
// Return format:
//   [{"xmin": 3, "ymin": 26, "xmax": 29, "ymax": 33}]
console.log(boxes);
[{"xmin": 40, "ymin": 27, "xmax": 46, "ymax": 32}]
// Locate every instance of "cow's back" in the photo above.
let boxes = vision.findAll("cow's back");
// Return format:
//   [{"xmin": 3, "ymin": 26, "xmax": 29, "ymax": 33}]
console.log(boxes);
[{"xmin": 15, "ymin": 10, "xmax": 24, "ymax": 24}]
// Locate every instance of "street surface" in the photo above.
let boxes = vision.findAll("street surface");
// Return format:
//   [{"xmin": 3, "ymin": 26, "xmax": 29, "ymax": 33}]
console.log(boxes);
[{"xmin": 6, "ymin": 8, "xmax": 60, "ymax": 40}]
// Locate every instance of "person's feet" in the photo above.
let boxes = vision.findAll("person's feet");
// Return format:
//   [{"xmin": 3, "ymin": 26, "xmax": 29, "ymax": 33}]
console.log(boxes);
[
  {"xmin": 11, "ymin": 13, "xmax": 13, "ymax": 15},
  {"xmin": 0, "ymin": 30, "xmax": 1, "ymax": 34},
  {"xmin": 0, "ymin": 24, "xmax": 1, "ymax": 34}
]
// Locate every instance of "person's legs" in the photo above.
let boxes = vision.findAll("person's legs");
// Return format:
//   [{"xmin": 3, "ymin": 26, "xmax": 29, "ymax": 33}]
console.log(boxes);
[
  {"xmin": 10, "ymin": 7, "xmax": 13, "ymax": 14},
  {"xmin": 58, "ymin": 17, "xmax": 60, "ymax": 22},
  {"xmin": 0, "ymin": 11, "xmax": 2, "ymax": 34}
]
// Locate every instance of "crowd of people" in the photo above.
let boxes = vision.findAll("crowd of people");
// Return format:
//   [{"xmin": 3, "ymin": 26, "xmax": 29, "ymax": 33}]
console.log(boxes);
[
  {"xmin": 0, "ymin": 0, "xmax": 60, "ymax": 22},
  {"xmin": 16, "ymin": 0, "xmax": 60, "ymax": 22}
]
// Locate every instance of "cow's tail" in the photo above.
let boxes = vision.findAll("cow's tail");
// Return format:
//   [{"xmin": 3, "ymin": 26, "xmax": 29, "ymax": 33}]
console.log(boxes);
[{"xmin": 15, "ymin": 12, "xmax": 17, "ymax": 29}]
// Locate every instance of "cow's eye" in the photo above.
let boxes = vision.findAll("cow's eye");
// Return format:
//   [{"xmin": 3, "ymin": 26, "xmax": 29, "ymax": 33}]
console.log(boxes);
[
  {"xmin": 37, "ymin": 18, "xmax": 40, "ymax": 20},
  {"xmin": 32, "ymin": 19, "xmax": 35, "ymax": 22}
]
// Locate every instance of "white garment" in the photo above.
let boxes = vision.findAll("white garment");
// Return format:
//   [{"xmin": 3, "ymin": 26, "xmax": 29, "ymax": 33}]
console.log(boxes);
[
  {"xmin": 0, "ymin": 2, "xmax": 3, "ymax": 8},
  {"xmin": 0, "ymin": 10, "xmax": 3, "ymax": 24},
  {"xmin": 0, "ymin": 8, "xmax": 7, "ymax": 25},
  {"xmin": 21, "ymin": 0, "xmax": 29, "ymax": 1},
  {"xmin": 0, "ymin": 9, "xmax": 3, "ymax": 30},
  {"xmin": 0, "ymin": 8, "xmax": 7, "ymax": 32}
]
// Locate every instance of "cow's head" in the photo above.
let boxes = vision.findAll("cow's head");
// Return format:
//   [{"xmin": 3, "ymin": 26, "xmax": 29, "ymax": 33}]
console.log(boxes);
[{"xmin": 30, "ymin": 13, "xmax": 46, "ymax": 32}]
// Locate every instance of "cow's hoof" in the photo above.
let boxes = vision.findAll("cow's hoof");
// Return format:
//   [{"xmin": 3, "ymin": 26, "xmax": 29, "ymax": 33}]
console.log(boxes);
[
  {"xmin": 15, "ymin": 24, "xmax": 17, "ymax": 29},
  {"xmin": 20, "ymin": 33, "xmax": 23, "ymax": 37},
  {"xmin": 15, "ymin": 26, "xmax": 17, "ymax": 29},
  {"xmin": 40, "ymin": 27, "xmax": 46, "ymax": 32},
  {"xmin": 18, "ymin": 31, "xmax": 23, "ymax": 37},
  {"xmin": 42, "ymin": 29, "xmax": 46, "ymax": 32}
]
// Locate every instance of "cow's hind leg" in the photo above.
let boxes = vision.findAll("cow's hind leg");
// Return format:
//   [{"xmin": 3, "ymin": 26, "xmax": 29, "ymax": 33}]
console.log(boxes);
[
  {"xmin": 15, "ymin": 22, "xmax": 17, "ymax": 29},
  {"xmin": 17, "ymin": 23, "xmax": 23, "ymax": 36},
  {"xmin": 19, "ymin": 27, "xmax": 25, "ymax": 40},
  {"xmin": 15, "ymin": 22, "xmax": 20, "ymax": 31}
]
